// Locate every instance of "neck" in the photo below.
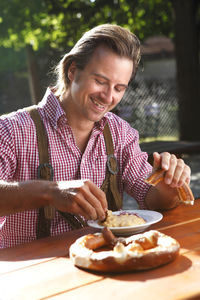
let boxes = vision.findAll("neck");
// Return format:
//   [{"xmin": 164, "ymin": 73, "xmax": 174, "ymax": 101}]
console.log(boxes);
[
  {"xmin": 70, "ymin": 122, "xmax": 94, "ymax": 153},
  {"xmin": 59, "ymin": 93, "xmax": 95, "ymax": 152},
  {"xmin": 60, "ymin": 92, "xmax": 94, "ymax": 128}
]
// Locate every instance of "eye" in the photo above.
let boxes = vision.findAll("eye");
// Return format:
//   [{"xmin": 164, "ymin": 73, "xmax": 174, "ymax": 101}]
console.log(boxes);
[
  {"xmin": 115, "ymin": 86, "xmax": 126, "ymax": 93},
  {"xmin": 95, "ymin": 78, "xmax": 105, "ymax": 85}
]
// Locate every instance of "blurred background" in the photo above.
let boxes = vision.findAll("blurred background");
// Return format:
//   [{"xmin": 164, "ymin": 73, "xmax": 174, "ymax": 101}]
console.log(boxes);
[
  {"xmin": 0, "ymin": 0, "xmax": 200, "ymax": 206},
  {"xmin": 0, "ymin": 0, "xmax": 199, "ymax": 142}
]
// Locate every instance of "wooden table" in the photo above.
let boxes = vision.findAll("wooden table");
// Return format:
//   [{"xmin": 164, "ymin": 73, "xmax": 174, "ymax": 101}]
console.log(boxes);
[{"xmin": 1, "ymin": 199, "xmax": 200, "ymax": 300}]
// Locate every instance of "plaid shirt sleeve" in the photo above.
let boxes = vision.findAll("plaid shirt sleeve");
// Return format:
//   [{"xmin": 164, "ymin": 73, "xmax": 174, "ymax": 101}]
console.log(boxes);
[
  {"xmin": 107, "ymin": 114, "xmax": 152, "ymax": 209},
  {"xmin": 0, "ymin": 117, "xmax": 17, "ymax": 180},
  {"xmin": 0, "ymin": 89, "xmax": 153, "ymax": 248}
]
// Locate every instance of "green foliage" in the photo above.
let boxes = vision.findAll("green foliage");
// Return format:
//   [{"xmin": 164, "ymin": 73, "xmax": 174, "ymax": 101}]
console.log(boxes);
[
  {"xmin": 0, "ymin": 0, "xmax": 174, "ymax": 52},
  {"xmin": 0, "ymin": 0, "xmax": 67, "ymax": 50}
]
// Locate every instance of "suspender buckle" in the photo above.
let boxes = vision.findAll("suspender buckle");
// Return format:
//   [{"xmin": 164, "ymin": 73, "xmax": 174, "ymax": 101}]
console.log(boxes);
[
  {"xmin": 37, "ymin": 163, "xmax": 54, "ymax": 180},
  {"xmin": 107, "ymin": 154, "xmax": 119, "ymax": 175}
]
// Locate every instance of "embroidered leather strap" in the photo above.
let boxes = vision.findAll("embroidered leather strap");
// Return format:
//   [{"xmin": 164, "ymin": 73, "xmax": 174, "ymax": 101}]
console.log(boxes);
[
  {"xmin": 27, "ymin": 106, "xmax": 86, "ymax": 238},
  {"xmin": 26, "ymin": 106, "xmax": 122, "ymax": 237},
  {"xmin": 101, "ymin": 123, "xmax": 122, "ymax": 210},
  {"xmin": 27, "ymin": 106, "xmax": 56, "ymax": 238}
]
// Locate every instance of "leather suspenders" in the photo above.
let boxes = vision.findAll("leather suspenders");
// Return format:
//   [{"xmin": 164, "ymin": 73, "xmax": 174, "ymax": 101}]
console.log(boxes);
[
  {"xmin": 101, "ymin": 124, "xmax": 122, "ymax": 210},
  {"xmin": 27, "ymin": 106, "xmax": 122, "ymax": 238},
  {"xmin": 27, "ymin": 106, "xmax": 54, "ymax": 238}
]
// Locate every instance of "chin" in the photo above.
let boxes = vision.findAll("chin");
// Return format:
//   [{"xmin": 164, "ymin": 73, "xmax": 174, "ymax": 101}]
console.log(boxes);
[
  {"xmin": 90, "ymin": 117, "xmax": 102, "ymax": 123},
  {"xmin": 88, "ymin": 112, "xmax": 105, "ymax": 123}
]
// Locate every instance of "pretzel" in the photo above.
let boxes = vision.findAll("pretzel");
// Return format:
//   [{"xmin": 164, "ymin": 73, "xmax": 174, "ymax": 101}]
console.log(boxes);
[
  {"xmin": 69, "ymin": 227, "xmax": 180, "ymax": 273},
  {"xmin": 145, "ymin": 169, "xmax": 194, "ymax": 205}
]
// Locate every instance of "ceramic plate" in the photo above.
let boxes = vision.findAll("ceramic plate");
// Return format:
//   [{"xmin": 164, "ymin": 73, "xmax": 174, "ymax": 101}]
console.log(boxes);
[{"xmin": 87, "ymin": 210, "xmax": 163, "ymax": 236}]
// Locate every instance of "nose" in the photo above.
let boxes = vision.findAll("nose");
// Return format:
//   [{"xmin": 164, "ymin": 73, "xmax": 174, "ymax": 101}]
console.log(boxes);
[{"xmin": 100, "ymin": 86, "xmax": 113, "ymax": 104}]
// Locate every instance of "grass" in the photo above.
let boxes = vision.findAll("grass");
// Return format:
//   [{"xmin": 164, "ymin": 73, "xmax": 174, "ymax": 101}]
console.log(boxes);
[{"xmin": 140, "ymin": 135, "xmax": 179, "ymax": 143}]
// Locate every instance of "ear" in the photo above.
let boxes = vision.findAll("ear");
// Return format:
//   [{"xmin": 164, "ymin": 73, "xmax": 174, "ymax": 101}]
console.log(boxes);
[{"xmin": 68, "ymin": 61, "xmax": 76, "ymax": 81}]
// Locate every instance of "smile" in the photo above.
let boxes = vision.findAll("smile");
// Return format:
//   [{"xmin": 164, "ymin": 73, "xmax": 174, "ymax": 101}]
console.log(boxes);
[{"xmin": 91, "ymin": 97, "xmax": 105, "ymax": 110}]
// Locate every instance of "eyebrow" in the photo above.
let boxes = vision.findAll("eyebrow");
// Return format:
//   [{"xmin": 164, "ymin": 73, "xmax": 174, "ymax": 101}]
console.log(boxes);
[{"xmin": 93, "ymin": 73, "xmax": 128, "ymax": 88}]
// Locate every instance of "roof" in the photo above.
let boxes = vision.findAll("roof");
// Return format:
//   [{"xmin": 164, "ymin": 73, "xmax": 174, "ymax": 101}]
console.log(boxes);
[{"xmin": 141, "ymin": 36, "xmax": 174, "ymax": 59}]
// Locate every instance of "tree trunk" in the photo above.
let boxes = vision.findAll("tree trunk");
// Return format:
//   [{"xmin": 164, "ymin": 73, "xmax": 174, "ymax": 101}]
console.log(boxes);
[
  {"xmin": 173, "ymin": 0, "xmax": 200, "ymax": 141},
  {"xmin": 26, "ymin": 45, "xmax": 43, "ymax": 104}
]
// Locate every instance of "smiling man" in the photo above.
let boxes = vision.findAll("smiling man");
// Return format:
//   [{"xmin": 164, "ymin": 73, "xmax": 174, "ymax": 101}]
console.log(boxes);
[
  {"xmin": 0, "ymin": 24, "xmax": 191, "ymax": 248},
  {"xmin": 60, "ymin": 45, "xmax": 133, "ymax": 152}
]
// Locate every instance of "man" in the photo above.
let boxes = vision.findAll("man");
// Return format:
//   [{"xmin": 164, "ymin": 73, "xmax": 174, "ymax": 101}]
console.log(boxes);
[{"xmin": 0, "ymin": 24, "xmax": 191, "ymax": 248}]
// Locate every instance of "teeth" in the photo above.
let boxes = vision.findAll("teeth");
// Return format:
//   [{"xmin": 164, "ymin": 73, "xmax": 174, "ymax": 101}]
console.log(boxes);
[{"xmin": 92, "ymin": 98, "xmax": 104, "ymax": 109}]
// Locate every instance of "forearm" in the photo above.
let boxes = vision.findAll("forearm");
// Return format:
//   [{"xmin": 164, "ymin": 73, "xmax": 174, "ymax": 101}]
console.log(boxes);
[
  {"xmin": 0, "ymin": 180, "xmax": 52, "ymax": 216},
  {"xmin": 0, "ymin": 179, "xmax": 107, "ymax": 221}
]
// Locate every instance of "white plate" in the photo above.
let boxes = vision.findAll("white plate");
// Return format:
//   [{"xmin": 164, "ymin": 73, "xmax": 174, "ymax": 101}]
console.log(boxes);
[{"xmin": 87, "ymin": 210, "xmax": 163, "ymax": 236}]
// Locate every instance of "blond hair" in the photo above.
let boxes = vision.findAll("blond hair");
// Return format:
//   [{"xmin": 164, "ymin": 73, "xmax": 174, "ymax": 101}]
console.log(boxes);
[{"xmin": 54, "ymin": 24, "xmax": 141, "ymax": 96}]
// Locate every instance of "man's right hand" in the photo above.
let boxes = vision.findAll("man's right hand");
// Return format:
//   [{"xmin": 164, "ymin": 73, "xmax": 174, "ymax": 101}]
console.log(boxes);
[
  {"xmin": 49, "ymin": 179, "xmax": 108, "ymax": 221},
  {"xmin": 0, "ymin": 179, "xmax": 107, "ymax": 220}
]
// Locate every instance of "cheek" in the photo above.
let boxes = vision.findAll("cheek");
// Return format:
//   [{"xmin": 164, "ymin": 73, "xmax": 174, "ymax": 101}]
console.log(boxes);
[
  {"xmin": 71, "ymin": 76, "xmax": 88, "ymax": 95},
  {"xmin": 108, "ymin": 98, "xmax": 122, "ymax": 112},
  {"xmin": 114, "ymin": 91, "xmax": 125, "ymax": 105},
  {"xmin": 86, "ymin": 84, "xmax": 105, "ymax": 98},
  {"xmin": 70, "ymin": 81, "xmax": 80, "ymax": 96},
  {"xmin": 77, "ymin": 77, "xmax": 96, "ymax": 93}
]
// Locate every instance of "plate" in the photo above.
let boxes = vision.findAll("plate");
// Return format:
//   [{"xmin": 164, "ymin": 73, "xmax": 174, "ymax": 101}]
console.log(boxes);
[{"xmin": 87, "ymin": 210, "xmax": 163, "ymax": 236}]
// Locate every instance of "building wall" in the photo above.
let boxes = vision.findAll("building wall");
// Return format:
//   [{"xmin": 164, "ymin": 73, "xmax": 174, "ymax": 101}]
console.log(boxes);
[{"xmin": 138, "ymin": 58, "xmax": 176, "ymax": 80}]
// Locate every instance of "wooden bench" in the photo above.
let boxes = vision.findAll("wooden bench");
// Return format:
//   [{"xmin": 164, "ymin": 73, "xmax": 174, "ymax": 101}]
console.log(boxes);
[{"xmin": 140, "ymin": 140, "xmax": 200, "ymax": 165}]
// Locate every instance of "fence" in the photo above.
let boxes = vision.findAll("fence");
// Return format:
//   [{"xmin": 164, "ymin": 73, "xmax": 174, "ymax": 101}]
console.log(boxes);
[
  {"xmin": 1, "ymin": 71, "xmax": 179, "ymax": 141},
  {"xmin": 114, "ymin": 77, "xmax": 179, "ymax": 141}
]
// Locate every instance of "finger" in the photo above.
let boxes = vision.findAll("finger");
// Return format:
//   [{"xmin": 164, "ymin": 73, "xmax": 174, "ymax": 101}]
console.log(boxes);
[
  {"xmin": 177, "ymin": 165, "xmax": 191, "ymax": 187},
  {"xmin": 73, "ymin": 183, "xmax": 106, "ymax": 220},
  {"xmin": 159, "ymin": 152, "xmax": 172, "ymax": 171},
  {"xmin": 69, "ymin": 200, "xmax": 92, "ymax": 220},
  {"xmin": 169, "ymin": 158, "xmax": 185, "ymax": 187},
  {"xmin": 68, "ymin": 190, "xmax": 98, "ymax": 220},
  {"xmin": 80, "ymin": 190, "xmax": 106, "ymax": 221},
  {"xmin": 57, "ymin": 180, "xmax": 107, "ymax": 220},
  {"xmin": 86, "ymin": 180, "xmax": 108, "ymax": 212},
  {"xmin": 164, "ymin": 154, "xmax": 178, "ymax": 185},
  {"xmin": 53, "ymin": 190, "xmax": 94, "ymax": 220},
  {"xmin": 185, "ymin": 176, "xmax": 191, "ymax": 185},
  {"xmin": 153, "ymin": 152, "xmax": 161, "ymax": 169}
]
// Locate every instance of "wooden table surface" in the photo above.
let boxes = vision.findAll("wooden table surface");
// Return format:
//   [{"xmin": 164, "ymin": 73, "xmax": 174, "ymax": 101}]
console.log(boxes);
[{"xmin": 1, "ymin": 199, "xmax": 200, "ymax": 300}]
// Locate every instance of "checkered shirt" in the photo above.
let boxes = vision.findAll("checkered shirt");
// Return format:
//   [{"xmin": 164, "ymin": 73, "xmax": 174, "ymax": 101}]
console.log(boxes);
[{"xmin": 0, "ymin": 88, "xmax": 152, "ymax": 248}]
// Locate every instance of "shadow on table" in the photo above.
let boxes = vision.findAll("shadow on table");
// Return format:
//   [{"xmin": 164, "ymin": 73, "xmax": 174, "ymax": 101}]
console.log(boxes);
[{"xmin": 79, "ymin": 254, "xmax": 191, "ymax": 281}]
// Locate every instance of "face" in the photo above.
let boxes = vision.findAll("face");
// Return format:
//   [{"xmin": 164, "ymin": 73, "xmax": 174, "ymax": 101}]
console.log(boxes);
[{"xmin": 66, "ymin": 45, "xmax": 133, "ymax": 124}]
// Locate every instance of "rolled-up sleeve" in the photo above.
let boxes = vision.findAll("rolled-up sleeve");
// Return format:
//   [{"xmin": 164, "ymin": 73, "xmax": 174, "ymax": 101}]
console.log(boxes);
[{"xmin": 0, "ymin": 118, "xmax": 16, "ymax": 180}]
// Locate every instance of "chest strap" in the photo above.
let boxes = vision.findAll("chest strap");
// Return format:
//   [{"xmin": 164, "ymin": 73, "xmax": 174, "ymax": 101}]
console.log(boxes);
[
  {"xmin": 26, "ymin": 106, "xmax": 122, "ymax": 238},
  {"xmin": 27, "ymin": 106, "xmax": 55, "ymax": 238},
  {"xmin": 101, "ymin": 123, "xmax": 122, "ymax": 210}
]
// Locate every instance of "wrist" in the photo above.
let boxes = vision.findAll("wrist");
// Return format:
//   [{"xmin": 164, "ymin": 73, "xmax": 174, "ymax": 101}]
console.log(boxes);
[
  {"xmin": 145, "ymin": 184, "xmax": 180, "ymax": 211},
  {"xmin": 37, "ymin": 180, "xmax": 57, "ymax": 207}
]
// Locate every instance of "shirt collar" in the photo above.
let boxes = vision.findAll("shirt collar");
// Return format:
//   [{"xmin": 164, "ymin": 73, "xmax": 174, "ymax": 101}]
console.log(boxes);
[
  {"xmin": 38, "ymin": 88, "xmax": 66, "ymax": 128},
  {"xmin": 95, "ymin": 114, "xmax": 108, "ymax": 131},
  {"xmin": 37, "ymin": 87, "xmax": 113, "ymax": 130}
]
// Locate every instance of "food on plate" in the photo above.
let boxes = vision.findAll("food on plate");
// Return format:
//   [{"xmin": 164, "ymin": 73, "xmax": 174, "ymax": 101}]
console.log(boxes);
[
  {"xmin": 69, "ymin": 227, "xmax": 180, "ymax": 272},
  {"xmin": 98, "ymin": 210, "xmax": 146, "ymax": 227},
  {"xmin": 145, "ymin": 168, "xmax": 194, "ymax": 205}
]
